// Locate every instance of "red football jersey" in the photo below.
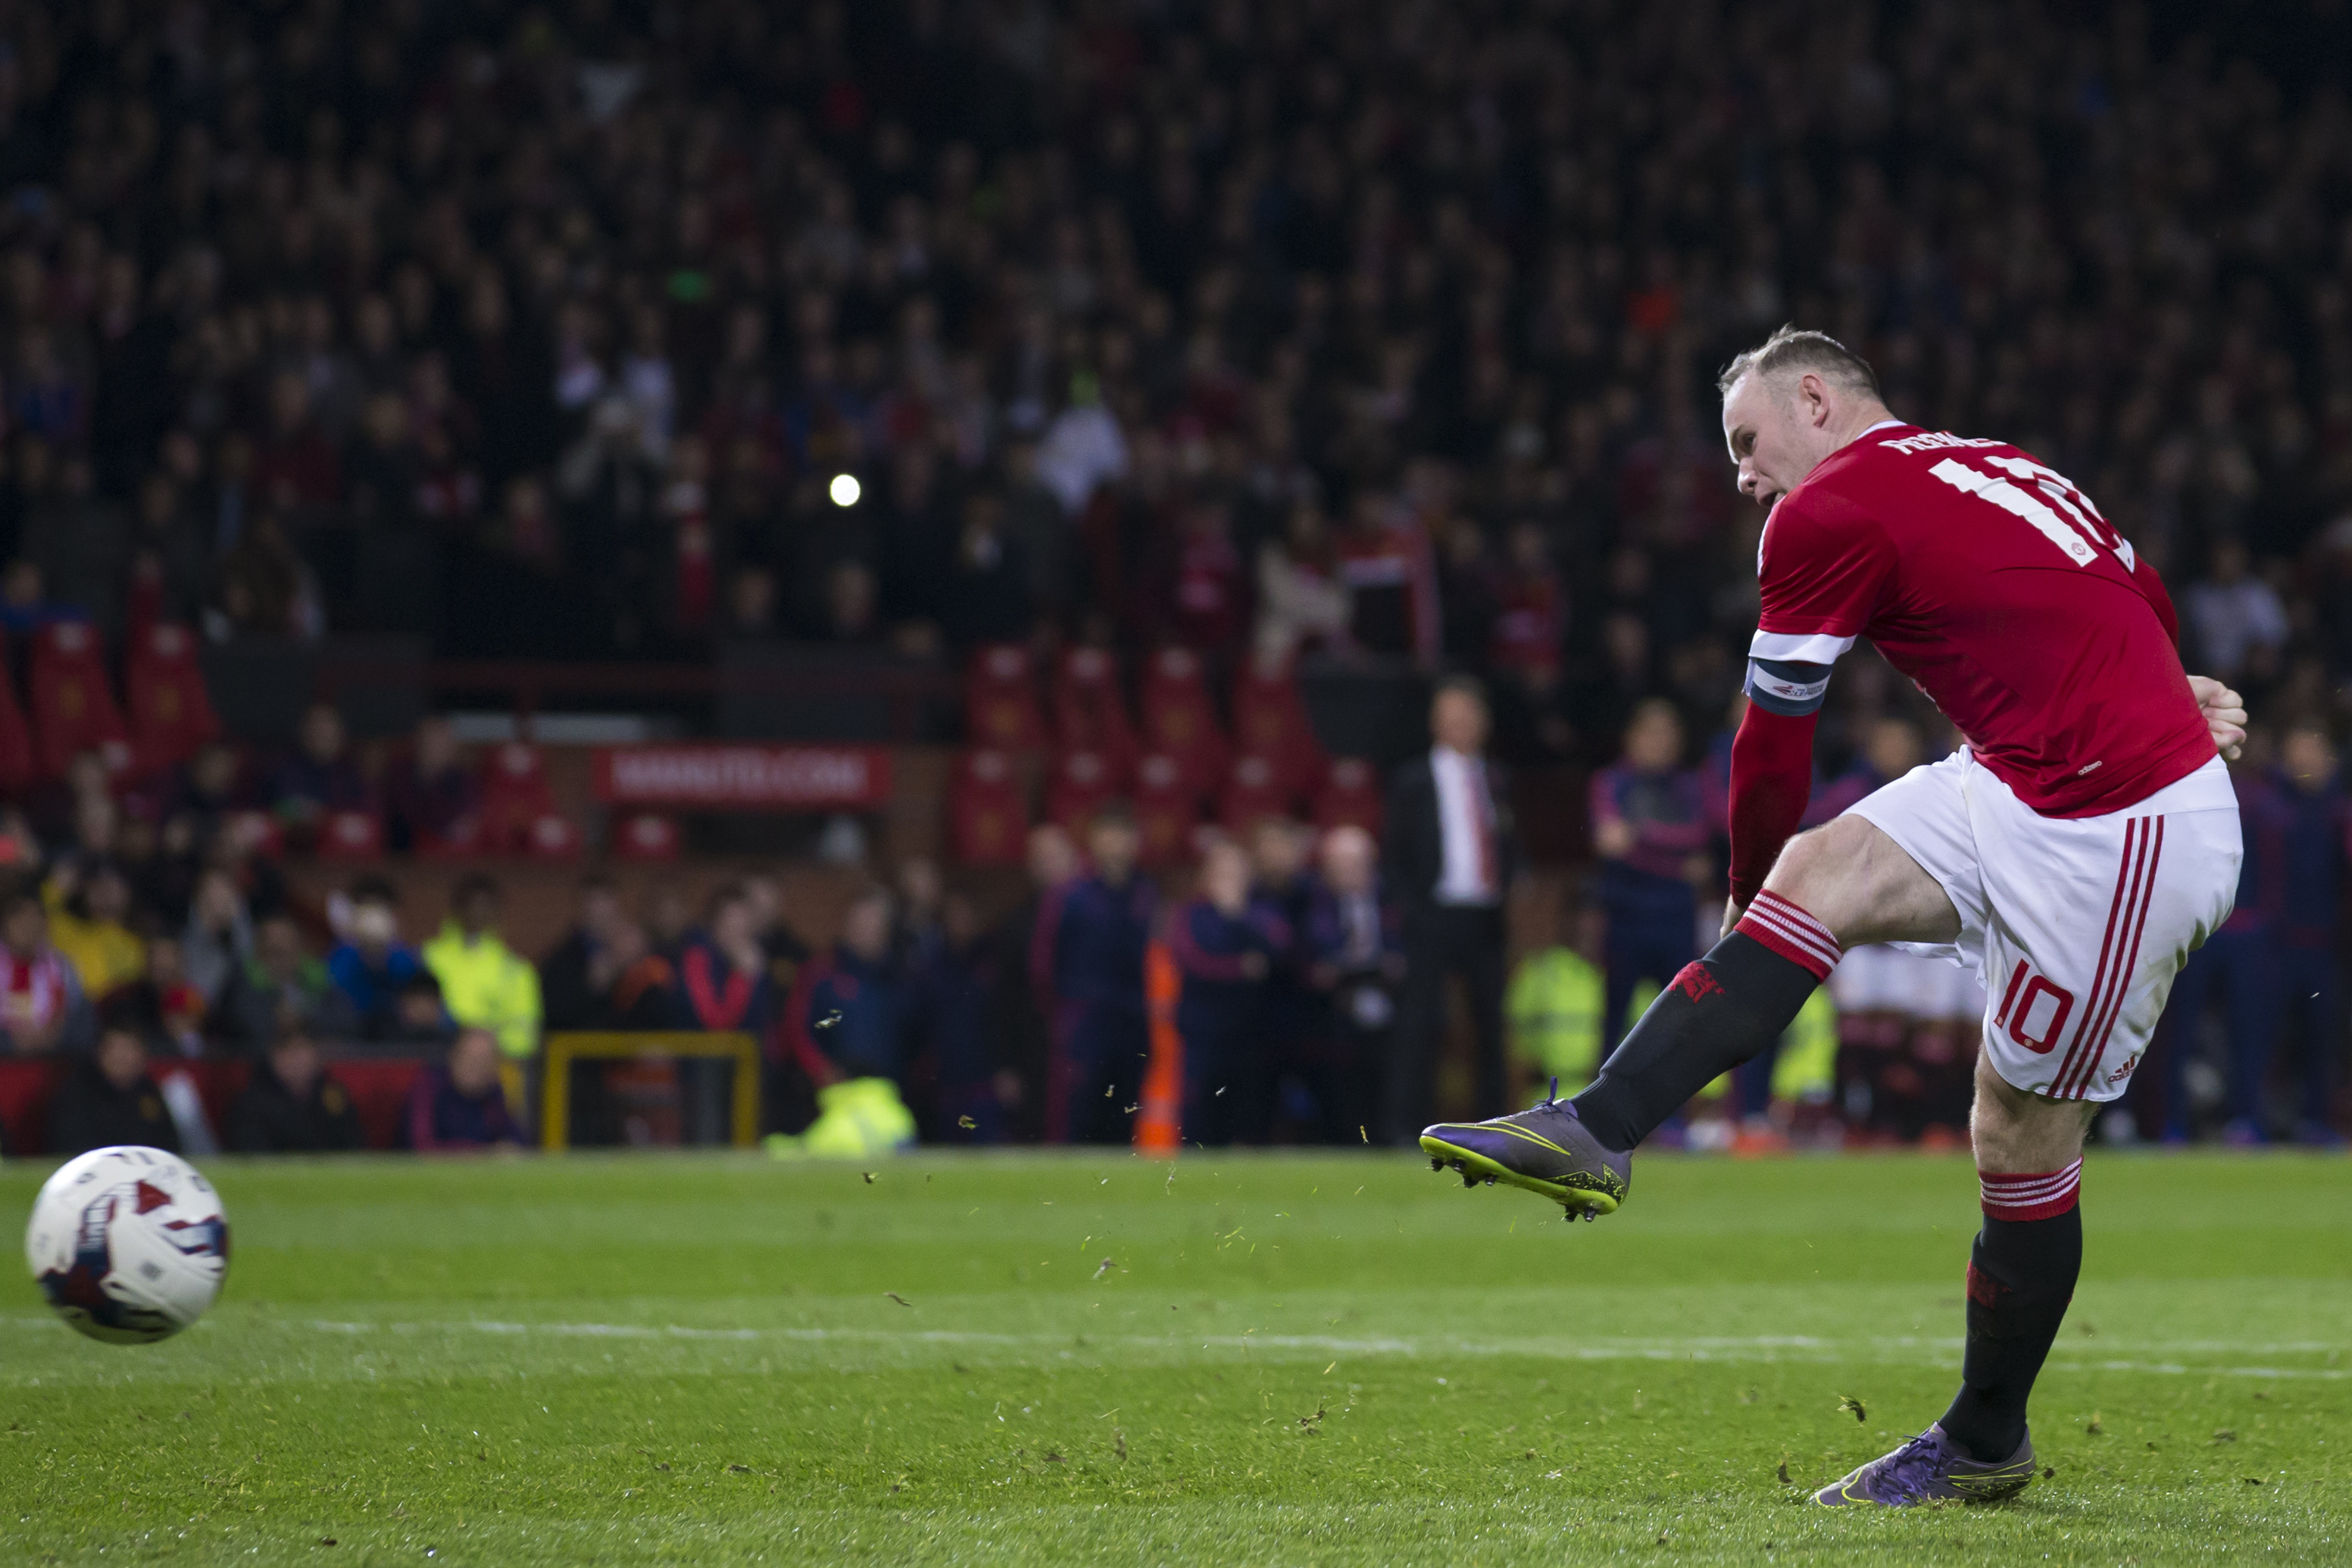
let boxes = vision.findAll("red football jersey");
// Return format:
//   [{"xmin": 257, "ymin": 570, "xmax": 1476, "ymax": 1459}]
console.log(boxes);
[{"xmin": 1752, "ymin": 423, "xmax": 2212, "ymax": 818}]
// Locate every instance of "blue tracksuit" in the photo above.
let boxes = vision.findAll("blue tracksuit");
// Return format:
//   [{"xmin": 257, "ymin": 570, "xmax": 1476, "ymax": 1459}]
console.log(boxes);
[
  {"xmin": 917, "ymin": 936, "xmax": 1002, "ymax": 1142},
  {"xmin": 1590, "ymin": 763, "xmax": 1710, "ymax": 1048},
  {"xmin": 1047, "ymin": 872, "xmax": 1157, "ymax": 1144},
  {"xmin": 2162, "ymin": 767, "xmax": 2344, "ymax": 1136},
  {"xmin": 1167, "ymin": 895, "xmax": 1287, "ymax": 1146}
]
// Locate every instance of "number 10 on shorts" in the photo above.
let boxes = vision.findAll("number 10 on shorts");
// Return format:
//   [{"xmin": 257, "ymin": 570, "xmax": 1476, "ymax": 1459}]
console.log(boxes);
[{"xmin": 1994, "ymin": 960, "xmax": 2075, "ymax": 1054}]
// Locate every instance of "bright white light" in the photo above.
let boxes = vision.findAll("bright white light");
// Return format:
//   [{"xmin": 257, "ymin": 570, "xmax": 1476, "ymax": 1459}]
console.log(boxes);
[{"xmin": 829, "ymin": 473, "xmax": 861, "ymax": 508}]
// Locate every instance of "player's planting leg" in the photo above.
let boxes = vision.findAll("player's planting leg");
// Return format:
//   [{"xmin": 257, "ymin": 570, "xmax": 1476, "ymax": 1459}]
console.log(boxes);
[
  {"xmin": 1817, "ymin": 1049, "xmax": 2087, "ymax": 1505},
  {"xmin": 1941, "ymin": 1052, "xmax": 2090, "ymax": 1460}
]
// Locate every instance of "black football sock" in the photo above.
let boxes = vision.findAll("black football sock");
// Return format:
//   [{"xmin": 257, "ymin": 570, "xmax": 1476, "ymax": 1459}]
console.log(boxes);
[
  {"xmin": 1568, "ymin": 891, "xmax": 1838, "ymax": 1151},
  {"xmin": 1939, "ymin": 1163, "xmax": 2084, "ymax": 1463}
]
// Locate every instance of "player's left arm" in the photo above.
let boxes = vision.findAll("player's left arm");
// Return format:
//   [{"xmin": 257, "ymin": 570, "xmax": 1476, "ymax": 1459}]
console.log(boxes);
[
  {"xmin": 2188, "ymin": 675, "xmax": 2245, "ymax": 762},
  {"xmin": 2135, "ymin": 554, "xmax": 2245, "ymax": 761}
]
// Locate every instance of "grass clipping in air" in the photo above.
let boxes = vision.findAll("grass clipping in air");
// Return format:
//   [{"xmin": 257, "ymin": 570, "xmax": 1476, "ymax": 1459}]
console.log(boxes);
[{"xmin": 0, "ymin": 1151, "xmax": 2343, "ymax": 1563}]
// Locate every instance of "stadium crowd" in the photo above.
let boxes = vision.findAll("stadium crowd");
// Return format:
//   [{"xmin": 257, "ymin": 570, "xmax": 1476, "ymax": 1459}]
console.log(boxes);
[{"xmin": 0, "ymin": 0, "xmax": 2348, "ymax": 1148}]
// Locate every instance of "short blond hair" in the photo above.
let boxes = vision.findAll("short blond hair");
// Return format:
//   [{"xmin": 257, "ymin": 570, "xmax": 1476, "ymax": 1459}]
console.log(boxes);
[{"xmin": 1718, "ymin": 325, "xmax": 1881, "ymax": 401}]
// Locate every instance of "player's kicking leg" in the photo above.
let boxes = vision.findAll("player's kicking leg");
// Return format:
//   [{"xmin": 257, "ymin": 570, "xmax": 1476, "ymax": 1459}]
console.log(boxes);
[{"xmin": 1421, "ymin": 811, "xmax": 1947, "ymax": 1220}]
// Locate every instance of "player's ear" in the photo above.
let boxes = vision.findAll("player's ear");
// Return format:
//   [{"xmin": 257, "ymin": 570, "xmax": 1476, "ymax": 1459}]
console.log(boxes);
[{"xmin": 1798, "ymin": 371, "xmax": 1832, "ymax": 426}]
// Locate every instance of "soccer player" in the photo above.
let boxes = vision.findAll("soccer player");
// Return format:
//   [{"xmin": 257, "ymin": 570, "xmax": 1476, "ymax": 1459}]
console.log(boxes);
[{"xmin": 1421, "ymin": 327, "xmax": 2250, "ymax": 1507}]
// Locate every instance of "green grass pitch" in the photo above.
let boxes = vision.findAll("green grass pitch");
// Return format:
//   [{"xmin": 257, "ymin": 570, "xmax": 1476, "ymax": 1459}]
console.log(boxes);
[{"xmin": 2, "ymin": 1149, "xmax": 2348, "ymax": 1565}]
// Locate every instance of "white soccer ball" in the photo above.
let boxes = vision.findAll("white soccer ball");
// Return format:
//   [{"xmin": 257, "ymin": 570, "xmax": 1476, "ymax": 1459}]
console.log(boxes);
[{"xmin": 23, "ymin": 1146, "xmax": 230, "ymax": 1344}]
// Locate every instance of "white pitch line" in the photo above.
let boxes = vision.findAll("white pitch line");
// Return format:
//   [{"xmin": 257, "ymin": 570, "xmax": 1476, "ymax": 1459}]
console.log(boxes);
[{"xmin": 5, "ymin": 1315, "xmax": 2344, "ymax": 1379}]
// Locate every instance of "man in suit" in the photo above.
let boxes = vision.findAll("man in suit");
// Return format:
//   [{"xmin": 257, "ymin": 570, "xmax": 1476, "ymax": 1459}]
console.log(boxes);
[{"xmin": 1382, "ymin": 676, "xmax": 1519, "ymax": 1142}]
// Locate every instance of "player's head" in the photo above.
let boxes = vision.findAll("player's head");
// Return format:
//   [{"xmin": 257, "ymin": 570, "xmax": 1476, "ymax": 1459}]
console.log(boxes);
[{"xmin": 1717, "ymin": 326, "xmax": 1891, "ymax": 512}]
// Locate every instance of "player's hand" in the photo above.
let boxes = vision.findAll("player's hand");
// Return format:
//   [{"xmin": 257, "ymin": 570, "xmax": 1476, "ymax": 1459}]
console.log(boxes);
[
  {"xmin": 2188, "ymin": 674, "xmax": 2247, "ymax": 761},
  {"xmin": 1719, "ymin": 897, "xmax": 1744, "ymax": 940}
]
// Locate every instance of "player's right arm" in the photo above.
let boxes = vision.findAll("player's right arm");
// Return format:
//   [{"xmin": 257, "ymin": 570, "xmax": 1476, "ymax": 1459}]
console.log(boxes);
[{"xmin": 1725, "ymin": 498, "xmax": 1897, "ymax": 924}]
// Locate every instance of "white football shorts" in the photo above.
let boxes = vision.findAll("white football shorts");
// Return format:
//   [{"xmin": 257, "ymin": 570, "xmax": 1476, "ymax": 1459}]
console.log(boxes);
[{"xmin": 1845, "ymin": 748, "xmax": 2240, "ymax": 1102}]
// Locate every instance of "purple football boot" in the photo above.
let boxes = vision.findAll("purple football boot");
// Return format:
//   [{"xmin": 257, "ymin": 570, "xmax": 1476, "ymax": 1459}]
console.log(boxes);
[
  {"xmin": 1813, "ymin": 1423, "xmax": 2036, "ymax": 1506},
  {"xmin": 1420, "ymin": 1079, "xmax": 1630, "ymax": 1220}
]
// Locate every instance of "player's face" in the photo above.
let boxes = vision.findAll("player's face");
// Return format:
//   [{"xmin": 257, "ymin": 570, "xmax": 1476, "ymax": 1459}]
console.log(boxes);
[{"xmin": 1720, "ymin": 373, "xmax": 1816, "ymax": 513}]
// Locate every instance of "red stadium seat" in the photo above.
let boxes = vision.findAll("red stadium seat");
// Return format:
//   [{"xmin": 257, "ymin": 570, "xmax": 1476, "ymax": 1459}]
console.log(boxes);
[
  {"xmin": 610, "ymin": 812, "xmax": 681, "ymax": 861},
  {"xmin": 1132, "ymin": 751, "xmax": 1201, "ymax": 870},
  {"xmin": 125, "ymin": 623, "xmax": 220, "ymax": 775},
  {"xmin": 1138, "ymin": 647, "xmax": 1228, "ymax": 794},
  {"xmin": 29, "ymin": 620, "xmax": 130, "ymax": 778},
  {"xmin": 480, "ymin": 742, "xmax": 557, "ymax": 853},
  {"xmin": 1051, "ymin": 646, "xmax": 1137, "ymax": 772},
  {"xmin": 315, "ymin": 809, "xmax": 386, "ymax": 861},
  {"xmin": 414, "ymin": 814, "xmax": 487, "ymax": 860},
  {"xmin": 1313, "ymin": 756, "xmax": 1385, "ymax": 836},
  {"xmin": 1231, "ymin": 656, "xmax": 1326, "ymax": 795},
  {"xmin": 1045, "ymin": 749, "xmax": 1121, "ymax": 832},
  {"xmin": 1219, "ymin": 752, "xmax": 1295, "ymax": 830},
  {"xmin": 523, "ymin": 811, "xmax": 583, "ymax": 861},
  {"xmin": 226, "ymin": 810, "xmax": 285, "ymax": 861},
  {"xmin": 947, "ymin": 748, "xmax": 1027, "ymax": 867},
  {"xmin": 963, "ymin": 643, "xmax": 1047, "ymax": 751}
]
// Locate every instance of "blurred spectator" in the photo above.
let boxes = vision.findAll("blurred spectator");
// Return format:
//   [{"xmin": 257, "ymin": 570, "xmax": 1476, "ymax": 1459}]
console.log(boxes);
[
  {"xmin": 1590, "ymin": 699, "xmax": 1713, "ymax": 1048},
  {"xmin": 43, "ymin": 859, "xmax": 145, "ymax": 1002},
  {"xmin": 539, "ymin": 874, "xmax": 625, "ymax": 1032},
  {"xmin": 917, "ymin": 889, "xmax": 1004, "ymax": 1143},
  {"xmin": 170, "ymin": 742, "xmax": 248, "ymax": 847},
  {"xmin": 2163, "ymin": 722, "xmax": 2347, "ymax": 1146},
  {"xmin": 117, "ymin": 934, "xmax": 208, "ymax": 1057},
  {"xmin": 181, "ymin": 866, "xmax": 254, "ymax": 1007},
  {"xmin": 47, "ymin": 1019, "xmax": 176, "ymax": 1156},
  {"xmin": 404, "ymin": 1027, "xmax": 525, "ymax": 1151},
  {"xmin": 326, "ymin": 876, "xmax": 424, "ymax": 1039},
  {"xmin": 1254, "ymin": 503, "xmax": 1349, "ymax": 662},
  {"xmin": 776, "ymin": 886, "xmax": 907, "ymax": 1088},
  {"xmin": 1383, "ymin": 679, "xmax": 1516, "ymax": 1140},
  {"xmin": 0, "ymin": 889, "xmax": 91, "ymax": 1052},
  {"xmin": 590, "ymin": 920, "xmax": 679, "ymax": 1032},
  {"xmin": 1247, "ymin": 817, "xmax": 1320, "ymax": 1142},
  {"xmin": 937, "ymin": 491, "xmax": 1034, "ymax": 649},
  {"xmin": 423, "ymin": 873, "xmax": 543, "ymax": 1060},
  {"xmin": 212, "ymin": 512, "xmax": 323, "ymax": 639},
  {"xmin": 1806, "ymin": 718, "xmax": 1927, "ymax": 829},
  {"xmin": 743, "ymin": 873, "xmax": 813, "ymax": 996},
  {"xmin": 225, "ymin": 1030, "xmax": 364, "ymax": 1154},
  {"xmin": 1302, "ymin": 823, "xmax": 1403, "ymax": 1143},
  {"xmin": 672, "ymin": 882, "xmax": 778, "ymax": 1037},
  {"xmin": 383, "ymin": 717, "xmax": 482, "ymax": 852},
  {"xmin": 1045, "ymin": 807, "xmax": 1157, "ymax": 1145},
  {"xmin": 384, "ymin": 971, "xmax": 460, "ymax": 1049},
  {"xmin": 266, "ymin": 703, "xmax": 371, "ymax": 841},
  {"xmin": 2182, "ymin": 539, "xmax": 2289, "ymax": 687},
  {"xmin": 1169, "ymin": 836, "xmax": 1284, "ymax": 1146},
  {"xmin": 215, "ymin": 912, "xmax": 360, "ymax": 1052},
  {"xmin": 995, "ymin": 823, "xmax": 1082, "ymax": 1142},
  {"xmin": 894, "ymin": 857, "xmax": 948, "ymax": 970}
]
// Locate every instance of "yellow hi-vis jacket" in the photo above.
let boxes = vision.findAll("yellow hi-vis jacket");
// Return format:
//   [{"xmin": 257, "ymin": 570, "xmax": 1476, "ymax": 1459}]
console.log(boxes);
[{"xmin": 422, "ymin": 921, "xmax": 543, "ymax": 1059}]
